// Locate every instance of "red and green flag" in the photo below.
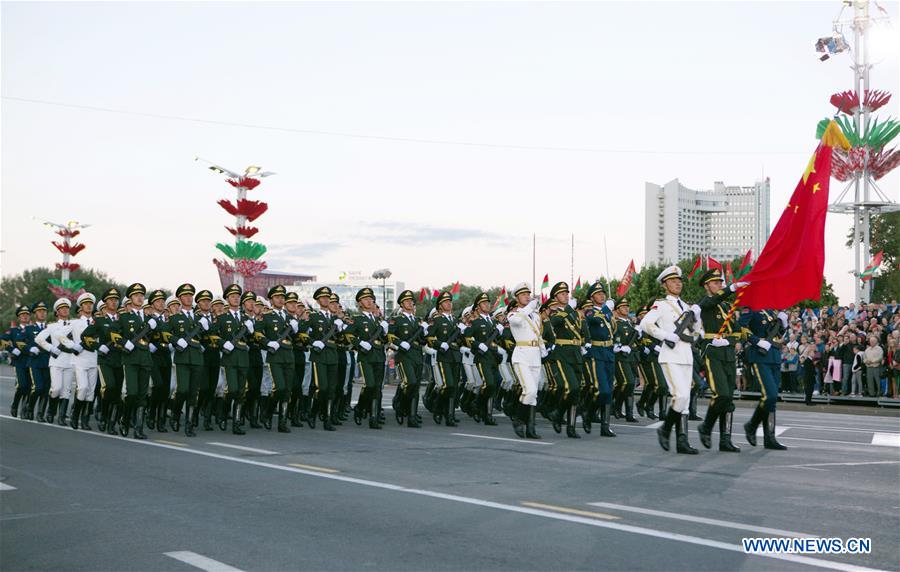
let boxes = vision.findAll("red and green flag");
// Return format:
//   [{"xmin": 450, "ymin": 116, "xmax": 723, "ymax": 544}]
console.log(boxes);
[
  {"xmin": 491, "ymin": 287, "xmax": 507, "ymax": 310},
  {"xmin": 725, "ymin": 262, "xmax": 734, "ymax": 284},
  {"xmin": 736, "ymin": 249, "xmax": 754, "ymax": 278},
  {"xmin": 450, "ymin": 282, "xmax": 461, "ymax": 300},
  {"xmin": 860, "ymin": 250, "xmax": 884, "ymax": 282},
  {"xmin": 686, "ymin": 256, "xmax": 702, "ymax": 278},
  {"xmin": 707, "ymin": 256, "xmax": 723, "ymax": 271},
  {"xmin": 540, "ymin": 274, "xmax": 549, "ymax": 291},
  {"xmin": 574, "ymin": 276, "xmax": 582, "ymax": 292}
]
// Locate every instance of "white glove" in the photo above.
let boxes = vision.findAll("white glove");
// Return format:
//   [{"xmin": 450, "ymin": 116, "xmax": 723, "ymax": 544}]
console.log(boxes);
[
  {"xmin": 477, "ymin": 342, "xmax": 488, "ymax": 353},
  {"xmin": 424, "ymin": 346, "xmax": 437, "ymax": 357},
  {"xmin": 540, "ymin": 347, "xmax": 549, "ymax": 358},
  {"xmin": 50, "ymin": 347, "xmax": 61, "ymax": 357},
  {"xmin": 711, "ymin": 337, "xmax": 730, "ymax": 347},
  {"xmin": 30, "ymin": 346, "xmax": 39, "ymax": 355},
  {"xmin": 568, "ymin": 297, "xmax": 578, "ymax": 309},
  {"xmin": 635, "ymin": 325, "xmax": 642, "ymax": 335},
  {"xmin": 550, "ymin": 344, "xmax": 557, "ymax": 352},
  {"xmin": 777, "ymin": 311, "xmax": 789, "ymax": 328},
  {"xmin": 72, "ymin": 343, "xmax": 84, "ymax": 353},
  {"xmin": 124, "ymin": 340, "xmax": 135, "ymax": 352},
  {"xmin": 199, "ymin": 316, "xmax": 210, "ymax": 331},
  {"xmin": 99, "ymin": 344, "xmax": 110, "ymax": 355},
  {"xmin": 643, "ymin": 347, "xmax": 650, "ymax": 355},
  {"xmin": 149, "ymin": 343, "xmax": 157, "ymax": 353},
  {"xmin": 420, "ymin": 322, "xmax": 429, "ymax": 334},
  {"xmin": 730, "ymin": 281, "xmax": 750, "ymax": 292},
  {"xmin": 613, "ymin": 344, "xmax": 622, "ymax": 353},
  {"xmin": 440, "ymin": 342, "xmax": 449, "ymax": 351},
  {"xmin": 664, "ymin": 332, "xmax": 680, "ymax": 343},
  {"xmin": 312, "ymin": 340, "xmax": 325, "ymax": 350},
  {"xmin": 757, "ymin": 339, "xmax": 772, "ymax": 351},
  {"xmin": 267, "ymin": 341, "xmax": 279, "ymax": 351},
  {"xmin": 583, "ymin": 343, "xmax": 590, "ymax": 351},
  {"xmin": 498, "ymin": 347, "xmax": 508, "ymax": 358},
  {"xmin": 460, "ymin": 347, "xmax": 471, "ymax": 357},
  {"xmin": 605, "ymin": 300, "xmax": 615, "ymax": 312},
  {"xmin": 334, "ymin": 319, "xmax": 345, "ymax": 330},
  {"xmin": 580, "ymin": 347, "xmax": 588, "ymax": 355},
  {"xmin": 359, "ymin": 341, "xmax": 372, "ymax": 351},
  {"xmin": 147, "ymin": 318, "xmax": 157, "ymax": 330},
  {"xmin": 497, "ymin": 324, "xmax": 505, "ymax": 334},
  {"xmin": 176, "ymin": 339, "xmax": 188, "ymax": 349},
  {"xmin": 691, "ymin": 304, "xmax": 702, "ymax": 322},
  {"xmin": 654, "ymin": 345, "xmax": 661, "ymax": 353},
  {"xmin": 289, "ymin": 319, "xmax": 299, "ymax": 333},
  {"xmin": 621, "ymin": 345, "xmax": 632, "ymax": 354},
  {"xmin": 244, "ymin": 319, "xmax": 255, "ymax": 333},
  {"xmin": 223, "ymin": 341, "xmax": 234, "ymax": 352},
  {"xmin": 380, "ymin": 320, "xmax": 389, "ymax": 334},
  {"xmin": 457, "ymin": 323, "xmax": 467, "ymax": 333},
  {"xmin": 11, "ymin": 348, "xmax": 21, "ymax": 357},
  {"xmin": 400, "ymin": 341, "xmax": 411, "ymax": 351}
]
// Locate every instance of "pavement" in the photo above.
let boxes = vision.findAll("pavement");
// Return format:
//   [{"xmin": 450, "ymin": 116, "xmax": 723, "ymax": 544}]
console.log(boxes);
[{"xmin": 1, "ymin": 365, "xmax": 899, "ymax": 572}]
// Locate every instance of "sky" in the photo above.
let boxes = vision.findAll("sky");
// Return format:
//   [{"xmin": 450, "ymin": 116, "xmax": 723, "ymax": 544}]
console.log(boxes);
[{"xmin": 2, "ymin": 1, "xmax": 898, "ymax": 303}]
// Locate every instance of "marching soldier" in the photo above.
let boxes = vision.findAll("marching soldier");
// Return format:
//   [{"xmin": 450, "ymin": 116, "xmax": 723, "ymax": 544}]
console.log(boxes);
[
  {"xmin": 583, "ymin": 282, "xmax": 617, "ymax": 436},
  {"xmin": 389, "ymin": 290, "xmax": 425, "ymax": 428},
  {"xmin": 740, "ymin": 307, "xmax": 788, "ymax": 450},
  {"xmin": 348, "ymin": 287, "xmax": 388, "ymax": 429},
  {"xmin": 35, "ymin": 298, "xmax": 77, "ymax": 425},
  {"xmin": 639, "ymin": 266, "xmax": 703, "ymax": 454},
  {"xmin": 507, "ymin": 283, "xmax": 544, "ymax": 439},
  {"xmin": 426, "ymin": 291, "xmax": 464, "ymax": 427},
  {"xmin": 146, "ymin": 289, "xmax": 172, "ymax": 432},
  {"xmin": 242, "ymin": 291, "xmax": 264, "ymax": 428},
  {"xmin": 217, "ymin": 283, "xmax": 254, "ymax": 435},
  {"xmin": 117, "ymin": 283, "xmax": 156, "ymax": 439},
  {"xmin": 260, "ymin": 285, "xmax": 296, "ymax": 433},
  {"xmin": 612, "ymin": 297, "xmax": 640, "ymax": 423},
  {"xmin": 547, "ymin": 282, "xmax": 585, "ymax": 439},
  {"xmin": 7, "ymin": 305, "xmax": 33, "ymax": 418},
  {"xmin": 70, "ymin": 293, "xmax": 99, "ymax": 430},
  {"xmin": 635, "ymin": 304, "xmax": 661, "ymax": 421},
  {"xmin": 195, "ymin": 290, "xmax": 220, "ymax": 431},
  {"xmin": 331, "ymin": 293, "xmax": 354, "ymax": 422},
  {"xmin": 92, "ymin": 290, "xmax": 124, "ymax": 433},
  {"xmin": 24, "ymin": 302, "xmax": 51, "ymax": 422},
  {"xmin": 468, "ymin": 292, "xmax": 502, "ymax": 426},
  {"xmin": 308, "ymin": 286, "xmax": 342, "ymax": 431},
  {"xmin": 169, "ymin": 283, "xmax": 206, "ymax": 437},
  {"xmin": 285, "ymin": 292, "xmax": 306, "ymax": 427}
]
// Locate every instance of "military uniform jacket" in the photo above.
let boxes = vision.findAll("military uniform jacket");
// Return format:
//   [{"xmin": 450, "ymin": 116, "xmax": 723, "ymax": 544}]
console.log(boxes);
[
  {"xmin": 70, "ymin": 316, "xmax": 98, "ymax": 368},
  {"xmin": 698, "ymin": 289, "xmax": 739, "ymax": 363},
  {"xmin": 348, "ymin": 312, "xmax": 386, "ymax": 364},
  {"xmin": 639, "ymin": 296, "xmax": 703, "ymax": 365},
  {"xmin": 198, "ymin": 312, "xmax": 222, "ymax": 367},
  {"xmin": 389, "ymin": 312, "xmax": 423, "ymax": 366},
  {"xmin": 740, "ymin": 310, "xmax": 783, "ymax": 365},
  {"xmin": 585, "ymin": 305, "xmax": 615, "ymax": 363},
  {"xmin": 508, "ymin": 300, "xmax": 544, "ymax": 367},
  {"xmin": 308, "ymin": 309, "xmax": 339, "ymax": 365},
  {"xmin": 148, "ymin": 314, "xmax": 172, "ymax": 367},
  {"xmin": 5, "ymin": 325, "xmax": 31, "ymax": 366},
  {"xmin": 428, "ymin": 314, "xmax": 462, "ymax": 364},
  {"xmin": 549, "ymin": 305, "xmax": 584, "ymax": 365},
  {"xmin": 541, "ymin": 318, "xmax": 556, "ymax": 362},
  {"xmin": 613, "ymin": 317, "xmax": 639, "ymax": 364},
  {"xmin": 24, "ymin": 323, "xmax": 51, "ymax": 368},
  {"xmin": 469, "ymin": 314, "xmax": 500, "ymax": 367},
  {"xmin": 638, "ymin": 329, "xmax": 660, "ymax": 363},
  {"xmin": 291, "ymin": 317, "xmax": 310, "ymax": 364},
  {"xmin": 119, "ymin": 310, "xmax": 153, "ymax": 367},
  {"xmin": 169, "ymin": 311, "xmax": 204, "ymax": 366},
  {"xmin": 261, "ymin": 309, "xmax": 295, "ymax": 366},
  {"xmin": 217, "ymin": 309, "xmax": 251, "ymax": 368},
  {"xmin": 91, "ymin": 314, "xmax": 123, "ymax": 367},
  {"xmin": 35, "ymin": 320, "xmax": 76, "ymax": 368}
]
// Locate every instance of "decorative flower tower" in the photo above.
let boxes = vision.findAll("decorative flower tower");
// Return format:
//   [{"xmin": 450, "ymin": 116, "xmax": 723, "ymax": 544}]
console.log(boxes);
[
  {"xmin": 196, "ymin": 159, "xmax": 276, "ymax": 288},
  {"xmin": 44, "ymin": 220, "xmax": 89, "ymax": 299}
]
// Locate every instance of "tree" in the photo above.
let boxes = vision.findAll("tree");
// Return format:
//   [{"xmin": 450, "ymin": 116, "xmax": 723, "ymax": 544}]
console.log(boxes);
[
  {"xmin": 0, "ymin": 267, "xmax": 127, "ymax": 326},
  {"xmin": 846, "ymin": 211, "xmax": 899, "ymax": 303}
]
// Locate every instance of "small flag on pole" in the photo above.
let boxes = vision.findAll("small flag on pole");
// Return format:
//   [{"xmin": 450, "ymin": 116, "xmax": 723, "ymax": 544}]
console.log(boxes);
[
  {"xmin": 687, "ymin": 256, "xmax": 703, "ymax": 278},
  {"xmin": 450, "ymin": 282, "xmax": 461, "ymax": 300},
  {"xmin": 540, "ymin": 274, "xmax": 550, "ymax": 291},
  {"xmin": 860, "ymin": 250, "xmax": 884, "ymax": 282},
  {"xmin": 616, "ymin": 260, "xmax": 636, "ymax": 297},
  {"xmin": 707, "ymin": 256, "xmax": 723, "ymax": 271}
]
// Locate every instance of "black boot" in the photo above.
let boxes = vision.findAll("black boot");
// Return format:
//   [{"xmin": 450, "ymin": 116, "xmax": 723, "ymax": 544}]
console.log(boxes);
[
  {"xmin": 232, "ymin": 401, "xmax": 246, "ymax": 435},
  {"xmin": 290, "ymin": 395, "xmax": 303, "ymax": 427},
  {"xmin": 636, "ymin": 394, "xmax": 645, "ymax": 418},
  {"xmin": 25, "ymin": 393, "xmax": 38, "ymax": 421},
  {"xmin": 657, "ymin": 408, "xmax": 679, "ymax": 451},
  {"xmin": 581, "ymin": 400, "xmax": 593, "ymax": 433},
  {"xmin": 217, "ymin": 397, "xmax": 228, "ymax": 431},
  {"xmin": 203, "ymin": 397, "xmax": 214, "ymax": 431},
  {"xmin": 698, "ymin": 400, "xmax": 719, "ymax": 449},
  {"xmin": 763, "ymin": 410, "xmax": 787, "ymax": 450},
  {"xmin": 566, "ymin": 406, "xmax": 580, "ymax": 439},
  {"xmin": 658, "ymin": 394, "xmax": 668, "ymax": 419},
  {"xmin": 69, "ymin": 400, "xmax": 82, "ymax": 430},
  {"xmin": 743, "ymin": 406, "xmax": 764, "ymax": 447},
  {"xmin": 10, "ymin": 390, "xmax": 23, "ymax": 418},
  {"xmin": 719, "ymin": 411, "xmax": 740, "ymax": 452},
  {"xmin": 57, "ymin": 398, "xmax": 70, "ymax": 426},
  {"xmin": 645, "ymin": 394, "xmax": 658, "ymax": 420},
  {"xmin": 407, "ymin": 392, "xmax": 421, "ymax": 428},
  {"xmin": 525, "ymin": 405, "xmax": 541, "ymax": 439},
  {"xmin": 368, "ymin": 398, "xmax": 381, "ymax": 429},
  {"xmin": 106, "ymin": 401, "xmax": 119, "ymax": 435},
  {"xmin": 600, "ymin": 404, "xmax": 617, "ymax": 437},
  {"xmin": 323, "ymin": 400, "xmax": 336, "ymax": 431},
  {"xmin": 184, "ymin": 404, "xmax": 196, "ymax": 437},
  {"xmin": 306, "ymin": 397, "xmax": 318, "ymax": 429},
  {"xmin": 119, "ymin": 400, "xmax": 132, "ymax": 437},
  {"xmin": 330, "ymin": 397, "xmax": 343, "ymax": 427},
  {"xmin": 277, "ymin": 401, "xmax": 291, "ymax": 433},
  {"xmin": 484, "ymin": 397, "xmax": 497, "ymax": 426},
  {"xmin": 675, "ymin": 413, "xmax": 698, "ymax": 454},
  {"xmin": 47, "ymin": 397, "xmax": 58, "ymax": 424},
  {"xmin": 688, "ymin": 389, "xmax": 701, "ymax": 420},
  {"xmin": 512, "ymin": 402, "xmax": 526, "ymax": 438},
  {"xmin": 625, "ymin": 395, "xmax": 638, "ymax": 422},
  {"xmin": 134, "ymin": 406, "xmax": 148, "ymax": 440},
  {"xmin": 445, "ymin": 396, "xmax": 458, "ymax": 427},
  {"xmin": 612, "ymin": 393, "xmax": 623, "ymax": 419},
  {"xmin": 80, "ymin": 400, "xmax": 92, "ymax": 431},
  {"xmin": 260, "ymin": 396, "xmax": 273, "ymax": 431},
  {"xmin": 157, "ymin": 401, "xmax": 168, "ymax": 433}
]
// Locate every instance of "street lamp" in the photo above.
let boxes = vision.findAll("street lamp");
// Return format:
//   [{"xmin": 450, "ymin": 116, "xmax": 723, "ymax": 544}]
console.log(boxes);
[{"xmin": 372, "ymin": 268, "xmax": 392, "ymax": 311}]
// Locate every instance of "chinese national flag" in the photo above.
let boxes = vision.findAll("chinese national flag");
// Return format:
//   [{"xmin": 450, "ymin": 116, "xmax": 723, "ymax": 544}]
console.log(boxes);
[{"xmin": 738, "ymin": 121, "xmax": 850, "ymax": 310}]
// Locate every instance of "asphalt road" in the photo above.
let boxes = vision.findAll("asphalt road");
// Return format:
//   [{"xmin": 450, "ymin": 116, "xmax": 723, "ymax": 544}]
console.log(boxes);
[{"xmin": 1, "ymin": 367, "xmax": 898, "ymax": 572}]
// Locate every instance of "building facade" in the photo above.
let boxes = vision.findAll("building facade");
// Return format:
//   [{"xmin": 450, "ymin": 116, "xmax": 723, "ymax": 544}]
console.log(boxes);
[{"xmin": 644, "ymin": 178, "xmax": 771, "ymax": 265}]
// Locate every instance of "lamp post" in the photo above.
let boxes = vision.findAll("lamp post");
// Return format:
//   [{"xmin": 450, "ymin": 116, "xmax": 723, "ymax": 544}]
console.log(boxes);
[
  {"xmin": 43, "ymin": 219, "xmax": 90, "ymax": 284},
  {"xmin": 372, "ymin": 268, "xmax": 392, "ymax": 311}
]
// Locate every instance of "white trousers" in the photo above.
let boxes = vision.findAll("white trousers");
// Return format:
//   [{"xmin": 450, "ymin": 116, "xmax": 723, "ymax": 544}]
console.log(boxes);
[
  {"xmin": 463, "ymin": 362, "xmax": 482, "ymax": 392},
  {"xmin": 498, "ymin": 361, "xmax": 516, "ymax": 391},
  {"xmin": 302, "ymin": 353, "xmax": 313, "ymax": 396},
  {"xmin": 49, "ymin": 366, "xmax": 75, "ymax": 399},
  {"xmin": 513, "ymin": 362, "xmax": 540, "ymax": 406},
  {"xmin": 660, "ymin": 362, "xmax": 692, "ymax": 413},
  {"xmin": 74, "ymin": 367, "xmax": 98, "ymax": 401}
]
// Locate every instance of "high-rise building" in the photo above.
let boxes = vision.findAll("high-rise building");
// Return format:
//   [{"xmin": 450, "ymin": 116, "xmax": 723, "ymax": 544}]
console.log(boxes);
[{"xmin": 644, "ymin": 178, "xmax": 771, "ymax": 265}]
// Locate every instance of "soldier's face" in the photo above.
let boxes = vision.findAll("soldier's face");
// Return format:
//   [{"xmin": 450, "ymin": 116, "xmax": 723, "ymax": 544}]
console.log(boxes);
[
  {"xmin": 105, "ymin": 298, "xmax": 119, "ymax": 312},
  {"xmin": 317, "ymin": 295, "xmax": 330, "ymax": 308},
  {"xmin": 516, "ymin": 292, "xmax": 530, "ymax": 306},
  {"xmin": 81, "ymin": 301, "xmax": 95, "ymax": 315},
  {"xmin": 152, "ymin": 299, "xmax": 165, "ymax": 313},
  {"xmin": 401, "ymin": 299, "xmax": 415, "ymax": 312},
  {"xmin": 555, "ymin": 292, "xmax": 569, "ymax": 305},
  {"xmin": 705, "ymin": 280, "xmax": 724, "ymax": 295},
  {"xmin": 179, "ymin": 294, "xmax": 193, "ymax": 308},
  {"xmin": 286, "ymin": 301, "xmax": 298, "ymax": 314},
  {"xmin": 18, "ymin": 313, "xmax": 31, "ymax": 325},
  {"xmin": 35, "ymin": 309, "xmax": 47, "ymax": 322},
  {"xmin": 591, "ymin": 292, "xmax": 606, "ymax": 306},
  {"xmin": 478, "ymin": 301, "xmax": 490, "ymax": 314},
  {"xmin": 615, "ymin": 304, "xmax": 629, "ymax": 317},
  {"xmin": 359, "ymin": 297, "xmax": 375, "ymax": 312},
  {"xmin": 329, "ymin": 301, "xmax": 341, "ymax": 313},
  {"xmin": 664, "ymin": 278, "xmax": 683, "ymax": 296},
  {"xmin": 168, "ymin": 303, "xmax": 181, "ymax": 315},
  {"xmin": 440, "ymin": 300, "xmax": 453, "ymax": 313},
  {"xmin": 131, "ymin": 294, "xmax": 145, "ymax": 307},
  {"xmin": 212, "ymin": 303, "xmax": 224, "ymax": 316},
  {"xmin": 57, "ymin": 306, "xmax": 70, "ymax": 320},
  {"xmin": 227, "ymin": 293, "xmax": 241, "ymax": 308},
  {"xmin": 242, "ymin": 299, "xmax": 255, "ymax": 314},
  {"xmin": 198, "ymin": 299, "xmax": 212, "ymax": 312}
]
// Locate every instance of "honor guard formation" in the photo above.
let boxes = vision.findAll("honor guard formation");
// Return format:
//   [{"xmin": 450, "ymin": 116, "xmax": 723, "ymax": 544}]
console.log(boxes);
[{"xmin": 3, "ymin": 267, "xmax": 790, "ymax": 454}]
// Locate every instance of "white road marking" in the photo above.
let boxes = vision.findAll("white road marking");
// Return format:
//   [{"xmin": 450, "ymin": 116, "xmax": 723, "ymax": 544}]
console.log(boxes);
[
  {"xmin": 164, "ymin": 551, "xmax": 244, "ymax": 572},
  {"xmin": 1, "ymin": 415, "xmax": 889, "ymax": 572},
  {"xmin": 646, "ymin": 421, "xmax": 664, "ymax": 429},
  {"xmin": 451, "ymin": 433, "xmax": 553, "ymax": 445},
  {"xmin": 0, "ymin": 483, "xmax": 17, "ymax": 491},
  {"xmin": 773, "ymin": 461, "xmax": 900, "ymax": 470},
  {"xmin": 756, "ymin": 425, "xmax": 790, "ymax": 438},
  {"xmin": 206, "ymin": 442, "xmax": 279, "ymax": 455},
  {"xmin": 588, "ymin": 502, "xmax": 814, "ymax": 538},
  {"xmin": 786, "ymin": 424, "xmax": 900, "ymax": 435},
  {"xmin": 871, "ymin": 433, "xmax": 900, "ymax": 447}
]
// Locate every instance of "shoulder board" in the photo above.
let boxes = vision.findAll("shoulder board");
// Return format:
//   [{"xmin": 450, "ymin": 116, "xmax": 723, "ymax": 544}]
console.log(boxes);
[{"xmin": 553, "ymin": 310, "xmax": 568, "ymax": 317}]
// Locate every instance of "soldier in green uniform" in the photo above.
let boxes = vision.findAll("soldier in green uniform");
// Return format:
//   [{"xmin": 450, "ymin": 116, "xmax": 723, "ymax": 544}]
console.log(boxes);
[
  {"xmin": 93, "ymin": 288, "xmax": 125, "ymax": 434},
  {"xmin": 242, "ymin": 291, "xmax": 264, "ymax": 428},
  {"xmin": 169, "ymin": 283, "xmax": 206, "ymax": 436},
  {"xmin": 696, "ymin": 268, "xmax": 747, "ymax": 452},
  {"xmin": 216, "ymin": 283, "xmax": 254, "ymax": 435},
  {"xmin": 330, "ymin": 293, "xmax": 353, "ymax": 422},
  {"xmin": 145, "ymin": 289, "xmax": 172, "ymax": 432},
  {"xmin": 284, "ymin": 292, "xmax": 304, "ymax": 427},
  {"xmin": 193, "ymin": 290, "xmax": 220, "ymax": 431},
  {"xmin": 468, "ymin": 292, "xmax": 502, "ymax": 426},
  {"xmin": 389, "ymin": 290, "xmax": 425, "ymax": 428},
  {"xmin": 538, "ymin": 298, "xmax": 557, "ymax": 421},
  {"xmin": 308, "ymin": 286, "xmax": 341, "ymax": 431},
  {"xmin": 260, "ymin": 285, "xmax": 296, "ymax": 433},
  {"xmin": 612, "ymin": 297, "xmax": 640, "ymax": 423},
  {"xmin": 117, "ymin": 283, "xmax": 156, "ymax": 439},
  {"xmin": 635, "ymin": 304, "xmax": 661, "ymax": 421},
  {"xmin": 348, "ymin": 287, "xmax": 388, "ymax": 429},
  {"xmin": 547, "ymin": 282, "xmax": 584, "ymax": 439},
  {"xmin": 426, "ymin": 291, "xmax": 464, "ymax": 427}
]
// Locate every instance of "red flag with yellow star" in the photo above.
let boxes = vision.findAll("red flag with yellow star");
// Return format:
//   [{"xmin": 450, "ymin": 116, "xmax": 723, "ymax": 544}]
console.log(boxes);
[{"xmin": 737, "ymin": 121, "xmax": 850, "ymax": 310}]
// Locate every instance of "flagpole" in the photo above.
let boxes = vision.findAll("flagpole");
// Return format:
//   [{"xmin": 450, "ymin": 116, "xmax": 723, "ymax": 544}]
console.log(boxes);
[
  {"xmin": 570, "ymin": 234, "xmax": 574, "ymax": 288},
  {"xmin": 532, "ymin": 233, "xmax": 536, "ymax": 292}
]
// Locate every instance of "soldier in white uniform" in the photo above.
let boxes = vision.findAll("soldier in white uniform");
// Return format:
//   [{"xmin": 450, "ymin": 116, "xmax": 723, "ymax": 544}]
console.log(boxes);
[
  {"xmin": 70, "ymin": 293, "xmax": 99, "ymax": 430},
  {"xmin": 35, "ymin": 298, "xmax": 77, "ymax": 425},
  {"xmin": 507, "ymin": 282, "xmax": 546, "ymax": 439},
  {"xmin": 639, "ymin": 266, "xmax": 703, "ymax": 454}
]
